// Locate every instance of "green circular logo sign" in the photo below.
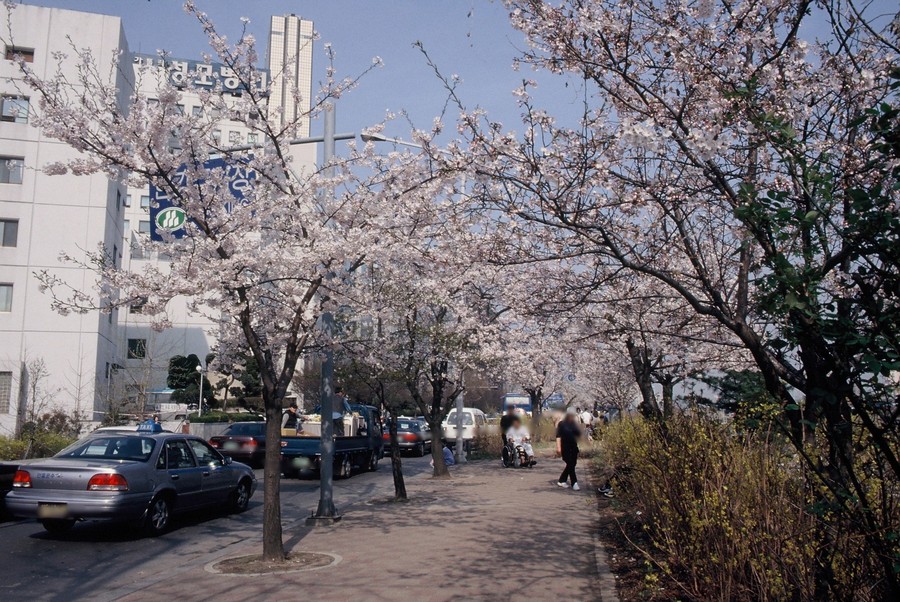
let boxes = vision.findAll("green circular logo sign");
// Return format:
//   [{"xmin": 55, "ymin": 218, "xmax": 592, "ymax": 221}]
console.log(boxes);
[{"xmin": 155, "ymin": 207, "xmax": 187, "ymax": 232}]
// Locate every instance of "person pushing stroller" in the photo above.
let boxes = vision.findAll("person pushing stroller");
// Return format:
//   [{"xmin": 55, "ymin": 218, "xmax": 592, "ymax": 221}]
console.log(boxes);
[{"xmin": 506, "ymin": 416, "xmax": 536, "ymax": 467}]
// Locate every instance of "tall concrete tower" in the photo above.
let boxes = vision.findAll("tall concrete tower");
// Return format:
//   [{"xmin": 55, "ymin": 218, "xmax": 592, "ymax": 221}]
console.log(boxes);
[{"xmin": 268, "ymin": 14, "xmax": 314, "ymax": 136}]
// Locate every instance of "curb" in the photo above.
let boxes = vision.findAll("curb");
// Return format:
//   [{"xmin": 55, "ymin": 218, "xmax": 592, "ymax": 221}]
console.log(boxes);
[{"xmin": 593, "ymin": 532, "xmax": 619, "ymax": 601}]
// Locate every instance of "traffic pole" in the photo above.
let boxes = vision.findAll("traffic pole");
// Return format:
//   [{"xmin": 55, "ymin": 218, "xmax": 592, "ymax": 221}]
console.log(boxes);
[{"xmin": 310, "ymin": 103, "xmax": 340, "ymax": 523}]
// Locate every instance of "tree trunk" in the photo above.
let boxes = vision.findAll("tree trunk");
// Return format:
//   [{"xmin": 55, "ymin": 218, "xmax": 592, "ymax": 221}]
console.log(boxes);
[
  {"xmin": 660, "ymin": 376, "xmax": 675, "ymax": 419},
  {"xmin": 430, "ymin": 427, "xmax": 449, "ymax": 477},
  {"xmin": 625, "ymin": 339, "xmax": 662, "ymax": 419},
  {"xmin": 526, "ymin": 387, "xmax": 543, "ymax": 441},
  {"xmin": 261, "ymin": 390, "xmax": 285, "ymax": 561},
  {"xmin": 387, "ymin": 415, "xmax": 407, "ymax": 500}
]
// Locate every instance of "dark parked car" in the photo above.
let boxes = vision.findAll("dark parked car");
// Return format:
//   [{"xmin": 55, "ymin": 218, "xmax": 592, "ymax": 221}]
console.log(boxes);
[
  {"xmin": 1, "ymin": 462, "xmax": 20, "ymax": 521},
  {"xmin": 209, "ymin": 422, "xmax": 266, "ymax": 468},
  {"xmin": 5, "ymin": 432, "xmax": 256, "ymax": 535},
  {"xmin": 382, "ymin": 418, "xmax": 432, "ymax": 457}
]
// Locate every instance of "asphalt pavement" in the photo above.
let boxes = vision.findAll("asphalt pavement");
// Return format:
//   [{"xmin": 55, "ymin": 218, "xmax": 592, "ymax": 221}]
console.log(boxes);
[{"xmin": 0, "ymin": 456, "xmax": 433, "ymax": 602}]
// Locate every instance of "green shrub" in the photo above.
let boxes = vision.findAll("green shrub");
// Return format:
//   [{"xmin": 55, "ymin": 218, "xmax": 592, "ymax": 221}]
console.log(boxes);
[
  {"xmin": 28, "ymin": 432, "xmax": 76, "ymax": 457},
  {"xmin": 598, "ymin": 414, "xmax": 872, "ymax": 600},
  {"xmin": 471, "ymin": 430, "xmax": 503, "ymax": 460},
  {"xmin": 0, "ymin": 437, "xmax": 27, "ymax": 461}
]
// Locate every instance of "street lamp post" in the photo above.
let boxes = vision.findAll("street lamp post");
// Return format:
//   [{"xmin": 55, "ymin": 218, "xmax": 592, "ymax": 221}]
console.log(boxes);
[
  {"xmin": 195, "ymin": 364, "xmax": 204, "ymax": 417},
  {"xmin": 455, "ymin": 370, "xmax": 467, "ymax": 464},
  {"xmin": 309, "ymin": 103, "xmax": 340, "ymax": 523}
]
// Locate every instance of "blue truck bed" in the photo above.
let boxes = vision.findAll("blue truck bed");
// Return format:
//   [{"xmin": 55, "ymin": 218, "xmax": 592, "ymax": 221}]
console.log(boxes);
[{"xmin": 280, "ymin": 405, "xmax": 384, "ymax": 479}]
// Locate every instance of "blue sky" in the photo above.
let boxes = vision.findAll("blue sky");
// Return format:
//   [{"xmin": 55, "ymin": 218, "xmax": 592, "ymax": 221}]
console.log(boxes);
[
  {"xmin": 28, "ymin": 0, "xmax": 581, "ymax": 142},
  {"xmin": 24, "ymin": 0, "xmax": 896, "ymax": 146}
]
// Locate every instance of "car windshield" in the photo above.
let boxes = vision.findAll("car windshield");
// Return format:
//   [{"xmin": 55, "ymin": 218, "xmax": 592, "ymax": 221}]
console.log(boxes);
[
  {"xmin": 446, "ymin": 412, "xmax": 474, "ymax": 425},
  {"xmin": 225, "ymin": 423, "xmax": 265, "ymax": 436},
  {"xmin": 56, "ymin": 436, "xmax": 156, "ymax": 462}
]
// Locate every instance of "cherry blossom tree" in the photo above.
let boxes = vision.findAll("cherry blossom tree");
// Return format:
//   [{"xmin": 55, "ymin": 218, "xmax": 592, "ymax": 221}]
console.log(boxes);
[
  {"xmin": 10, "ymin": 2, "xmax": 382, "ymax": 561},
  {"xmin": 337, "ymin": 143, "xmax": 510, "ymax": 477},
  {"xmin": 415, "ymin": 0, "xmax": 898, "ymax": 593}
]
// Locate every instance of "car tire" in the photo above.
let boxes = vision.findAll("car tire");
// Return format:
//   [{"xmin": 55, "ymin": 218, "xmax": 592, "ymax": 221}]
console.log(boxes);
[
  {"xmin": 230, "ymin": 479, "xmax": 252, "ymax": 513},
  {"xmin": 338, "ymin": 455, "xmax": 352, "ymax": 479},
  {"xmin": 144, "ymin": 495, "xmax": 172, "ymax": 536},
  {"xmin": 416, "ymin": 442, "xmax": 426, "ymax": 457},
  {"xmin": 368, "ymin": 452, "xmax": 379, "ymax": 472},
  {"xmin": 41, "ymin": 519, "xmax": 75, "ymax": 534}
]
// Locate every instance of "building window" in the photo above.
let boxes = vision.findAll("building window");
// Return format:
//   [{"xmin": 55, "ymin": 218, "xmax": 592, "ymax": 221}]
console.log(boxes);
[
  {"xmin": 228, "ymin": 131, "xmax": 242, "ymax": 145},
  {"xmin": 116, "ymin": 190, "xmax": 121, "ymax": 211},
  {"xmin": 140, "ymin": 195, "xmax": 150, "ymax": 209},
  {"xmin": 0, "ymin": 95, "xmax": 29, "ymax": 123},
  {"xmin": 127, "ymin": 338, "xmax": 146, "ymax": 359},
  {"xmin": 175, "ymin": 104, "xmax": 185, "ymax": 115},
  {"xmin": 0, "ymin": 283, "xmax": 12, "ymax": 312},
  {"xmin": 191, "ymin": 106, "xmax": 202, "ymax": 117},
  {"xmin": 130, "ymin": 297, "xmax": 147, "ymax": 313},
  {"xmin": 211, "ymin": 129, "xmax": 222, "ymax": 143},
  {"xmin": 0, "ymin": 371, "xmax": 11, "ymax": 413},
  {"xmin": 123, "ymin": 219, "xmax": 130, "ymax": 235},
  {"xmin": 123, "ymin": 194, "xmax": 131, "ymax": 207},
  {"xmin": 0, "ymin": 157, "xmax": 24, "ymax": 184},
  {"xmin": 247, "ymin": 132, "xmax": 258, "ymax": 145},
  {"xmin": 0, "ymin": 219, "xmax": 17, "ymax": 247},
  {"xmin": 138, "ymin": 220, "xmax": 150, "ymax": 234},
  {"xmin": 4, "ymin": 46, "xmax": 34, "ymax": 63}
]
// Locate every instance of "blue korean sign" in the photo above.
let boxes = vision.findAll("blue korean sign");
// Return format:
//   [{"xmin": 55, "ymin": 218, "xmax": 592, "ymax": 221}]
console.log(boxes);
[{"xmin": 149, "ymin": 157, "xmax": 256, "ymax": 241}]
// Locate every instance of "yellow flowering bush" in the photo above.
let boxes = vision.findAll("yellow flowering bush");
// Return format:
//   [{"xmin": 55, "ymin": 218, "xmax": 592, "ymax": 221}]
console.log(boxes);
[{"xmin": 599, "ymin": 414, "xmax": 890, "ymax": 601}]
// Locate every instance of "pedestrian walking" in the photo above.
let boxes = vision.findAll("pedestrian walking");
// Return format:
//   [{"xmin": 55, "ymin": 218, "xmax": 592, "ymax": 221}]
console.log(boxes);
[
  {"xmin": 556, "ymin": 407, "xmax": 581, "ymax": 491},
  {"xmin": 579, "ymin": 407, "xmax": 594, "ymax": 441}
]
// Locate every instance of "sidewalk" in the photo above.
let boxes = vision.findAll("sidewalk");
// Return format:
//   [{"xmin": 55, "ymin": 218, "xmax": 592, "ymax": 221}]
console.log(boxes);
[{"xmin": 121, "ymin": 454, "xmax": 605, "ymax": 602}]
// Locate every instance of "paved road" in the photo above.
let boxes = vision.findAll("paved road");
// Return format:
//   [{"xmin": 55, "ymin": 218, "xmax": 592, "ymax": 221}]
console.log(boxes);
[{"xmin": 0, "ymin": 457, "xmax": 432, "ymax": 602}]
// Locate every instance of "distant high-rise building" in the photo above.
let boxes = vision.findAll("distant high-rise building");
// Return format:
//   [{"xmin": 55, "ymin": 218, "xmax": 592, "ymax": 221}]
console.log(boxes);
[{"xmin": 268, "ymin": 14, "xmax": 314, "ymax": 136}]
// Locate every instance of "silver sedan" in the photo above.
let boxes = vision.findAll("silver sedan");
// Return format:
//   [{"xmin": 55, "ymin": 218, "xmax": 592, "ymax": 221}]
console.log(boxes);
[{"xmin": 5, "ymin": 431, "xmax": 257, "ymax": 535}]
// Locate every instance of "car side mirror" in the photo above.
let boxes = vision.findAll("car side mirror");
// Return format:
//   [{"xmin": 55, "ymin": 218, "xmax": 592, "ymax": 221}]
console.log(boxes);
[{"xmin": 223, "ymin": 456, "xmax": 233, "ymax": 465}]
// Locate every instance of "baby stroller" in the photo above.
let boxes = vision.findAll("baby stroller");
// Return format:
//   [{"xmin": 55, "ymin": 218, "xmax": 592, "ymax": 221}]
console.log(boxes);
[{"xmin": 501, "ymin": 440, "xmax": 533, "ymax": 468}]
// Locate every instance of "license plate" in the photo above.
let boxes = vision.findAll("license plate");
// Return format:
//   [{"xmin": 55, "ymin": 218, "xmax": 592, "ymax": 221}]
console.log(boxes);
[
  {"xmin": 37, "ymin": 503, "xmax": 68, "ymax": 519},
  {"xmin": 223, "ymin": 441, "xmax": 240, "ymax": 451}
]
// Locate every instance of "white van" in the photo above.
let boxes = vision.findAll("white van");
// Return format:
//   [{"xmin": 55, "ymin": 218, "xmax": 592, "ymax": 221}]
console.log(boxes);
[{"xmin": 442, "ymin": 407, "xmax": 486, "ymax": 447}]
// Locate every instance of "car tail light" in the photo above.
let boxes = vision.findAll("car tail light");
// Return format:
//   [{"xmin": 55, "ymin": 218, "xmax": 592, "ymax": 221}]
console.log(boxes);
[
  {"xmin": 244, "ymin": 438, "xmax": 258, "ymax": 447},
  {"xmin": 402, "ymin": 433, "xmax": 418, "ymax": 442},
  {"xmin": 382, "ymin": 433, "xmax": 390, "ymax": 440},
  {"xmin": 87, "ymin": 473, "xmax": 128, "ymax": 491},
  {"xmin": 209, "ymin": 440, "xmax": 220, "ymax": 448},
  {"xmin": 12, "ymin": 470, "xmax": 31, "ymax": 488}
]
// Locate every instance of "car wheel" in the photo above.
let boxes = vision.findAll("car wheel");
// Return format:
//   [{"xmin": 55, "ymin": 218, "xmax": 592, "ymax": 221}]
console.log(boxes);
[
  {"xmin": 339, "ymin": 455, "xmax": 352, "ymax": 479},
  {"xmin": 41, "ymin": 519, "xmax": 75, "ymax": 534},
  {"xmin": 144, "ymin": 495, "xmax": 172, "ymax": 536},
  {"xmin": 230, "ymin": 479, "xmax": 252, "ymax": 513},
  {"xmin": 415, "ymin": 442, "xmax": 425, "ymax": 457},
  {"xmin": 368, "ymin": 452, "xmax": 379, "ymax": 472}
]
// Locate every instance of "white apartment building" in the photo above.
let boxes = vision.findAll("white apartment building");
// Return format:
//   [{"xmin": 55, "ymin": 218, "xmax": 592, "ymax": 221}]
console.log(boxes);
[
  {"xmin": 0, "ymin": 5, "xmax": 132, "ymax": 435},
  {"xmin": 119, "ymin": 17, "xmax": 316, "ymax": 412},
  {"xmin": 0, "ymin": 4, "xmax": 316, "ymax": 432}
]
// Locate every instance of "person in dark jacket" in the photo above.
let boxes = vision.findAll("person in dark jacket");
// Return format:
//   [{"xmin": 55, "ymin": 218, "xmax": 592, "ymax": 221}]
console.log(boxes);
[
  {"xmin": 282, "ymin": 401, "xmax": 299, "ymax": 432},
  {"xmin": 556, "ymin": 407, "xmax": 581, "ymax": 491},
  {"xmin": 499, "ymin": 408, "xmax": 517, "ymax": 448}
]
